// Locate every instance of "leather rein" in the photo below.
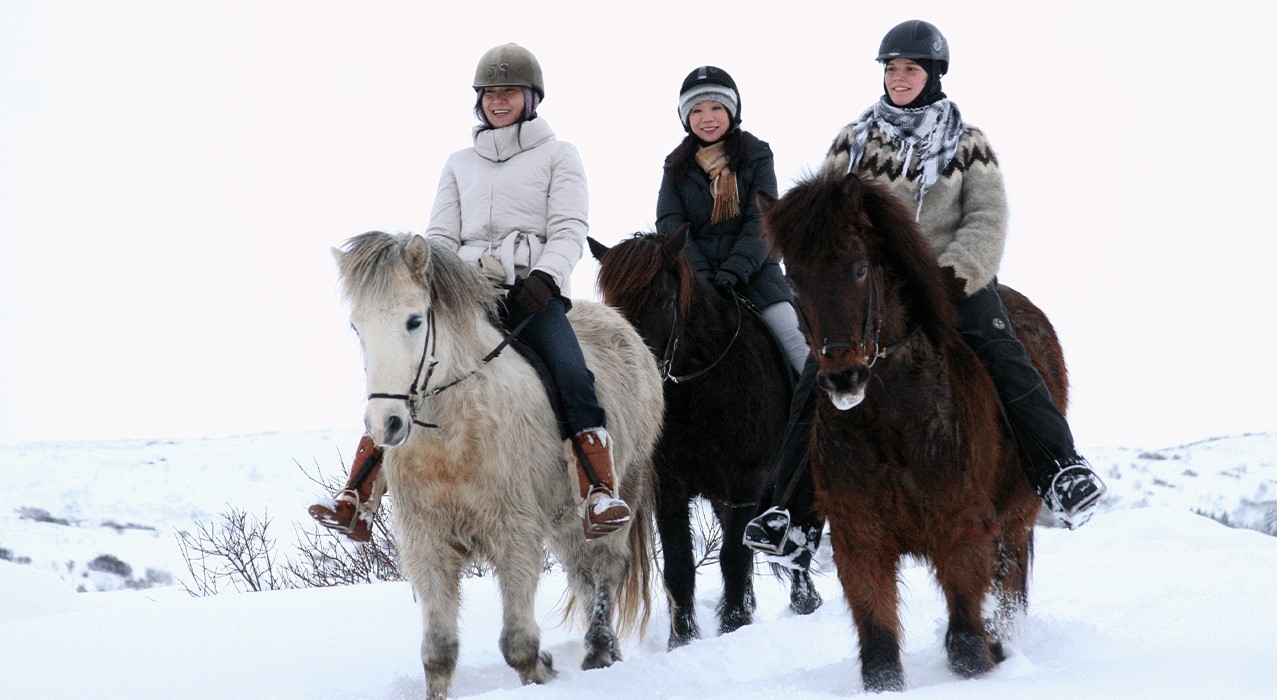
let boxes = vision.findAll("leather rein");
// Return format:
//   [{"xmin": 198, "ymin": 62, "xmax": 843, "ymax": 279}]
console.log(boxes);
[{"xmin": 657, "ymin": 284, "xmax": 744, "ymax": 384}]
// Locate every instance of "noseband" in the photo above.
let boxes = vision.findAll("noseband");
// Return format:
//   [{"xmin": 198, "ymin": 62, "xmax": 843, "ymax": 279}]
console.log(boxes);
[{"xmin": 367, "ymin": 297, "xmax": 531, "ymax": 430}]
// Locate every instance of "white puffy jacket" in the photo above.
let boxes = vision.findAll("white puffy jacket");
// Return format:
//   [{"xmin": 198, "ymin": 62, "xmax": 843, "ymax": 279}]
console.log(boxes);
[{"xmin": 425, "ymin": 117, "xmax": 588, "ymax": 297}]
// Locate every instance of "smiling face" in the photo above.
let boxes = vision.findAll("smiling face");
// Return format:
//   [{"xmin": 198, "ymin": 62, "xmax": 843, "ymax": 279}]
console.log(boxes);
[
  {"xmin": 481, "ymin": 86, "xmax": 526, "ymax": 128},
  {"xmin": 687, "ymin": 100, "xmax": 731, "ymax": 143},
  {"xmin": 884, "ymin": 58, "xmax": 928, "ymax": 107}
]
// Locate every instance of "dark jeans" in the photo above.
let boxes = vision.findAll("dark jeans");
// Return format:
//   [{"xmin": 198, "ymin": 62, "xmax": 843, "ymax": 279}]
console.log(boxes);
[
  {"xmin": 501, "ymin": 296, "xmax": 606, "ymax": 435},
  {"xmin": 762, "ymin": 279, "xmax": 1077, "ymax": 515}
]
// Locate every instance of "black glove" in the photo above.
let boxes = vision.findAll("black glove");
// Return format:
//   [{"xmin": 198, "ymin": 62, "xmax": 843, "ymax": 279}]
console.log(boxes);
[
  {"xmin": 713, "ymin": 270, "xmax": 740, "ymax": 297},
  {"xmin": 507, "ymin": 270, "xmax": 559, "ymax": 315},
  {"xmin": 938, "ymin": 266, "xmax": 967, "ymax": 305}
]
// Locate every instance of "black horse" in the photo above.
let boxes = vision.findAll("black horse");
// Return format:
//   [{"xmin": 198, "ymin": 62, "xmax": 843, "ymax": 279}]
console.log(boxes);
[{"xmin": 590, "ymin": 226, "xmax": 821, "ymax": 650}]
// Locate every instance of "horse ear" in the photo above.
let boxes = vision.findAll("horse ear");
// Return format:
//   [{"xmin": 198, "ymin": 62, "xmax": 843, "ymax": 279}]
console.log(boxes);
[
  {"xmin": 661, "ymin": 224, "xmax": 690, "ymax": 260},
  {"xmin": 841, "ymin": 172, "xmax": 863, "ymax": 203},
  {"xmin": 404, "ymin": 234, "xmax": 431, "ymax": 275},
  {"xmin": 756, "ymin": 190, "xmax": 777, "ymax": 216},
  {"xmin": 587, "ymin": 236, "xmax": 609, "ymax": 261}
]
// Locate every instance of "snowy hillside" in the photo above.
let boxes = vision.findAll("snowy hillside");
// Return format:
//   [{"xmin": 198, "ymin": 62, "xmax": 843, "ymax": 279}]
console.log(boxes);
[
  {"xmin": 2, "ymin": 431, "xmax": 1272, "ymax": 593},
  {"xmin": 2, "ymin": 432, "xmax": 1275, "ymax": 698}
]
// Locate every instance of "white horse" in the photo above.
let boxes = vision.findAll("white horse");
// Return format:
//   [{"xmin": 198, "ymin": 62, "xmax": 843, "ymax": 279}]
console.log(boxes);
[{"xmin": 334, "ymin": 232, "xmax": 663, "ymax": 699}]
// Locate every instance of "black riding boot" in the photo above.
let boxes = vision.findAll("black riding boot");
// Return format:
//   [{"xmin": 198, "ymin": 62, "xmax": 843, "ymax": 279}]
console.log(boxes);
[
  {"xmin": 957, "ymin": 281, "xmax": 1105, "ymax": 528},
  {"xmin": 744, "ymin": 354, "xmax": 824, "ymax": 565}
]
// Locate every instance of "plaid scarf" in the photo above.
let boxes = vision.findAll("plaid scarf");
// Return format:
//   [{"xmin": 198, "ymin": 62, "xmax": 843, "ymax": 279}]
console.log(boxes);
[
  {"xmin": 695, "ymin": 142, "xmax": 741, "ymax": 223},
  {"xmin": 822, "ymin": 96, "xmax": 964, "ymax": 218}
]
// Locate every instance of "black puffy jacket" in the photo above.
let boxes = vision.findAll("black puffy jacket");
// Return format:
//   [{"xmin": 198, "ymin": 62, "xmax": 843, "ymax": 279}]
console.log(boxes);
[{"xmin": 655, "ymin": 131, "xmax": 792, "ymax": 309}]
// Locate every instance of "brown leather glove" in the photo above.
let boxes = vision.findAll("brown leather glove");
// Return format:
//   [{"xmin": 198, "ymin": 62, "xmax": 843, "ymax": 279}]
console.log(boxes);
[{"xmin": 507, "ymin": 270, "xmax": 559, "ymax": 315}]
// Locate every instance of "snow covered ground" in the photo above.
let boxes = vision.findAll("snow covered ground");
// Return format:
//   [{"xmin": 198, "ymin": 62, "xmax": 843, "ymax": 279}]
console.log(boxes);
[{"xmin": 2, "ymin": 431, "xmax": 1275, "ymax": 698}]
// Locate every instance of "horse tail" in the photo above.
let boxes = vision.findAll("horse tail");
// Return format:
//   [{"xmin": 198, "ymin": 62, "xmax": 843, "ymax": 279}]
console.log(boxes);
[{"xmin": 613, "ymin": 505, "xmax": 656, "ymax": 641}]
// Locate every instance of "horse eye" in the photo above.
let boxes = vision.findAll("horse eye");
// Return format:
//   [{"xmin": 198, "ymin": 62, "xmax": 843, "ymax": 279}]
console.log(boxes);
[
  {"xmin": 854, "ymin": 265, "xmax": 868, "ymax": 280},
  {"xmin": 406, "ymin": 314, "xmax": 423, "ymax": 331},
  {"xmin": 661, "ymin": 298, "xmax": 675, "ymax": 311}
]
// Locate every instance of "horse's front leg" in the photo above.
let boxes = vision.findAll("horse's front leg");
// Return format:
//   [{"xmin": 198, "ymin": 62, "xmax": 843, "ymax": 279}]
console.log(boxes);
[
  {"xmin": 830, "ymin": 526, "xmax": 905, "ymax": 693},
  {"xmin": 712, "ymin": 499, "xmax": 756, "ymax": 636},
  {"xmin": 656, "ymin": 490, "xmax": 699, "ymax": 649},
  {"xmin": 407, "ymin": 546, "xmax": 466, "ymax": 700},
  {"xmin": 933, "ymin": 531, "xmax": 998, "ymax": 679},
  {"xmin": 494, "ymin": 539, "xmax": 556, "ymax": 686}
]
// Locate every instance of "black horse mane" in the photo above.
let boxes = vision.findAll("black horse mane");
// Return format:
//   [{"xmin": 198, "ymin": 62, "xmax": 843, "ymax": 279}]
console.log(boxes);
[
  {"xmin": 595, "ymin": 231, "xmax": 695, "ymax": 319},
  {"xmin": 763, "ymin": 171, "xmax": 958, "ymax": 344}
]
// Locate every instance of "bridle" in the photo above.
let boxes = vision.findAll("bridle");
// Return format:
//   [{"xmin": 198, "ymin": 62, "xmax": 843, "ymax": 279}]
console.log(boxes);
[
  {"xmin": 656, "ymin": 284, "xmax": 744, "ymax": 384},
  {"xmin": 366, "ymin": 299, "xmax": 531, "ymax": 430},
  {"xmin": 796, "ymin": 263, "xmax": 890, "ymax": 368}
]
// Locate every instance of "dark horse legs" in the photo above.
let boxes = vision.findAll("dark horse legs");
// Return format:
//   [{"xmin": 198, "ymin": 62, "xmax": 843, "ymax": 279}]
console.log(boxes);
[
  {"xmin": 656, "ymin": 493, "xmax": 700, "ymax": 649},
  {"xmin": 656, "ymin": 492, "xmax": 759, "ymax": 649},
  {"xmin": 712, "ymin": 500, "xmax": 757, "ymax": 636}
]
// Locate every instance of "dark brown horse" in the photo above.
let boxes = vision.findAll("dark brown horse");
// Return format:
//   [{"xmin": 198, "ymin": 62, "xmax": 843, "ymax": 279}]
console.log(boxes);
[
  {"xmin": 758, "ymin": 172, "xmax": 1050, "ymax": 692},
  {"xmin": 590, "ymin": 227, "xmax": 822, "ymax": 650}
]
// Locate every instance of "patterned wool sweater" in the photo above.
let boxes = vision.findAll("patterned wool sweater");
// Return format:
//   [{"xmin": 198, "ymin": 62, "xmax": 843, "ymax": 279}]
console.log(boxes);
[{"xmin": 833, "ymin": 124, "xmax": 1008, "ymax": 294}]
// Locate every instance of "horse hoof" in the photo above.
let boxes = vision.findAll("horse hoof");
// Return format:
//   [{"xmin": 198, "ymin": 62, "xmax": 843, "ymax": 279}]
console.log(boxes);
[
  {"xmin": 717, "ymin": 606, "xmax": 753, "ymax": 636},
  {"xmin": 518, "ymin": 651, "xmax": 556, "ymax": 685},
  {"xmin": 582, "ymin": 647, "xmax": 620, "ymax": 670},
  {"xmin": 790, "ymin": 588, "xmax": 823, "ymax": 616},
  {"xmin": 789, "ymin": 572, "xmax": 823, "ymax": 615},
  {"xmin": 946, "ymin": 630, "xmax": 996, "ymax": 678}
]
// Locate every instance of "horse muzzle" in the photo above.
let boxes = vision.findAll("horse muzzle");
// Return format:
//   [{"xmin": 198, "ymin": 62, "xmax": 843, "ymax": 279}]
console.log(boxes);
[
  {"xmin": 365, "ymin": 400, "xmax": 412, "ymax": 447},
  {"xmin": 818, "ymin": 365, "xmax": 870, "ymax": 411}
]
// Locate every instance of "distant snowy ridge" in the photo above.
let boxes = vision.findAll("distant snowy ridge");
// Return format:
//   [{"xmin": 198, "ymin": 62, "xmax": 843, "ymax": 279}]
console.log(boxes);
[{"xmin": 1, "ymin": 430, "xmax": 1273, "ymax": 593}]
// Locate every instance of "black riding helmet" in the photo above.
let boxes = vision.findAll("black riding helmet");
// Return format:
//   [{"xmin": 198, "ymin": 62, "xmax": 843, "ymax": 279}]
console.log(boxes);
[
  {"xmin": 878, "ymin": 20, "xmax": 949, "ymax": 108},
  {"xmin": 877, "ymin": 19, "xmax": 949, "ymax": 75},
  {"xmin": 677, "ymin": 66, "xmax": 742, "ymax": 134}
]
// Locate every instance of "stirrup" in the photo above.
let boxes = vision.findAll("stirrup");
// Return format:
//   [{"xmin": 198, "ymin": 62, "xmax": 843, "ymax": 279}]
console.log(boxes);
[
  {"xmin": 582, "ymin": 484, "xmax": 631, "ymax": 538},
  {"xmin": 307, "ymin": 489, "xmax": 372, "ymax": 542},
  {"xmin": 1047, "ymin": 462, "xmax": 1107, "ymax": 530},
  {"xmin": 743, "ymin": 506, "xmax": 794, "ymax": 556}
]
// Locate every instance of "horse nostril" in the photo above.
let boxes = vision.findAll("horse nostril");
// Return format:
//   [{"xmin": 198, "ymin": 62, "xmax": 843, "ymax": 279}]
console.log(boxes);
[
  {"xmin": 386, "ymin": 415, "xmax": 404, "ymax": 438},
  {"xmin": 819, "ymin": 365, "xmax": 871, "ymax": 394}
]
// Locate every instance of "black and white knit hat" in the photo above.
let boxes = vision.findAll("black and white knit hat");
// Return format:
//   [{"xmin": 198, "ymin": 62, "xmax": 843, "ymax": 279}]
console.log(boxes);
[{"xmin": 677, "ymin": 66, "xmax": 741, "ymax": 132}]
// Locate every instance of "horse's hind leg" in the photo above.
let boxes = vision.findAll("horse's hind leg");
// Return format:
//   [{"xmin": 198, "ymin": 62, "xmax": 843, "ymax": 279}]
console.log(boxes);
[
  {"xmin": 582, "ymin": 578, "xmax": 621, "ymax": 669},
  {"xmin": 713, "ymin": 499, "xmax": 756, "ymax": 636},
  {"xmin": 988, "ymin": 524, "xmax": 1034, "ymax": 660},
  {"xmin": 656, "ymin": 494, "xmax": 700, "ymax": 648},
  {"xmin": 566, "ymin": 540, "xmax": 630, "ymax": 669}
]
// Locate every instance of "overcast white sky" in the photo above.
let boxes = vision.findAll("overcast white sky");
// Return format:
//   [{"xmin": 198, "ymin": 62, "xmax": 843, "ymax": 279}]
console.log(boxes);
[{"xmin": 2, "ymin": 0, "xmax": 1273, "ymax": 447}]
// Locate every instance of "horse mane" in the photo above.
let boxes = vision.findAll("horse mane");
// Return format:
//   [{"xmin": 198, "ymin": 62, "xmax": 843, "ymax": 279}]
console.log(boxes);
[
  {"xmin": 335, "ymin": 231, "xmax": 499, "ymax": 328},
  {"xmin": 764, "ymin": 171, "xmax": 958, "ymax": 344},
  {"xmin": 595, "ymin": 231, "xmax": 695, "ymax": 318}
]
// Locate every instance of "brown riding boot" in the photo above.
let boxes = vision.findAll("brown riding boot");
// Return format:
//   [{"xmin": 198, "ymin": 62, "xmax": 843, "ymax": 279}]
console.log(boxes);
[
  {"xmin": 571, "ymin": 428, "xmax": 632, "ymax": 540},
  {"xmin": 307, "ymin": 435, "xmax": 386, "ymax": 543}
]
